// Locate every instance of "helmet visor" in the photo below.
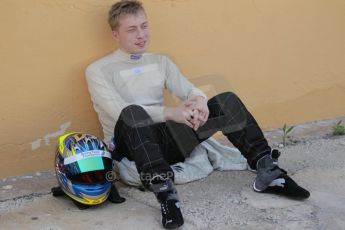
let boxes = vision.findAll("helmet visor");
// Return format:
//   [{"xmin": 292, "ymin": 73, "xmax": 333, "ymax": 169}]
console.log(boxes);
[
  {"xmin": 63, "ymin": 150, "xmax": 113, "ymax": 181},
  {"xmin": 68, "ymin": 170, "xmax": 110, "ymax": 185}
]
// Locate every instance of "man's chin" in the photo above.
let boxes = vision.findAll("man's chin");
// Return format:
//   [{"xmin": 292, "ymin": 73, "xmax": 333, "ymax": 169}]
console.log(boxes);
[
  {"xmin": 134, "ymin": 47, "xmax": 148, "ymax": 54},
  {"xmin": 121, "ymin": 45, "xmax": 148, "ymax": 55},
  {"xmin": 126, "ymin": 48, "xmax": 145, "ymax": 55}
]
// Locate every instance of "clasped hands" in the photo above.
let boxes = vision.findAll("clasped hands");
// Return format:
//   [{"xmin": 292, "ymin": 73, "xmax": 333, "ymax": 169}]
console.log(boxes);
[{"xmin": 165, "ymin": 96, "xmax": 209, "ymax": 131}]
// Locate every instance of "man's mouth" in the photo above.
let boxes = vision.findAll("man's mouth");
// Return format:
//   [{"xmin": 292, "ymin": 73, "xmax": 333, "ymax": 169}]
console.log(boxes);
[{"xmin": 135, "ymin": 41, "xmax": 146, "ymax": 48}]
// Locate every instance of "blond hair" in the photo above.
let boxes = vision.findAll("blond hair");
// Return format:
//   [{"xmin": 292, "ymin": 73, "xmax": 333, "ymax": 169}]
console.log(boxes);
[{"xmin": 108, "ymin": 0, "xmax": 144, "ymax": 31}]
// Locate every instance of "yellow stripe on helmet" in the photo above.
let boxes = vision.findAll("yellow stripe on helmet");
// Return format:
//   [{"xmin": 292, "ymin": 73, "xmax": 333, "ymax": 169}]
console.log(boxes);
[
  {"xmin": 64, "ymin": 190, "xmax": 109, "ymax": 205},
  {"xmin": 58, "ymin": 132, "xmax": 78, "ymax": 156}
]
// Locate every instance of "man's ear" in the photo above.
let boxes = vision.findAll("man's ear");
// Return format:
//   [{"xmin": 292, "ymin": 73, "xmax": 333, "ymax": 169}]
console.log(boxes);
[{"xmin": 112, "ymin": 30, "xmax": 119, "ymax": 41}]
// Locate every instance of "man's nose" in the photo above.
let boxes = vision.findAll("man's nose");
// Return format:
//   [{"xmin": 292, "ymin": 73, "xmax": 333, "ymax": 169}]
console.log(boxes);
[{"xmin": 137, "ymin": 28, "xmax": 145, "ymax": 38}]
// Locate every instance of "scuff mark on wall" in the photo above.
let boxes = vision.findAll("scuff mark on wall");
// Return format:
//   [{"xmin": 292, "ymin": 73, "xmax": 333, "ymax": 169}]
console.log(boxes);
[
  {"xmin": 31, "ymin": 139, "xmax": 42, "ymax": 150},
  {"xmin": 30, "ymin": 121, "xmax": 72, "ymax": 150}
]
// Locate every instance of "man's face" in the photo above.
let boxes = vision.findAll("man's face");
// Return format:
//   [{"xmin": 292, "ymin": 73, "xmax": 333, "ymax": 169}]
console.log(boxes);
[{"xmin": 112, "ymin": 10, "xmax": 149, "ymax": 54}]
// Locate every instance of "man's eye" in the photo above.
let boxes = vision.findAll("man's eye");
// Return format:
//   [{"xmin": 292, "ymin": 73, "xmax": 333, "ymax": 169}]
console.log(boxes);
[
  {"xmin": 127, "ymin": 29, "xmax": 135, "ymax": 32},
  {"xmin": 142, "ymin": 25, "xmax": 148, "ymax": 29}
]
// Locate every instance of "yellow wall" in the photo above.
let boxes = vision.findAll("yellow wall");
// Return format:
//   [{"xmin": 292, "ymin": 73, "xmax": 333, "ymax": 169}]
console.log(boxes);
[{"xmin": 1, "ymin": 0, "xmax": 344, "ymax": 177}]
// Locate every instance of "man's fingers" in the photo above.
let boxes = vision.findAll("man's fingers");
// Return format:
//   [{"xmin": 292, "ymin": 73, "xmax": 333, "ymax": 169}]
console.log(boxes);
[
  {"xmin": 197, "ymin": 109, "xmax": 208, "ymax": 128},
  {"xmin": 182, "ymin": 109, "xmax": 194, "ymax": 120},
  {"xmin": 194, "ymin": 104, "xmax": 203, "ymax": 112},
  {"xmin": 189, "ymin": 109, "xmax": 194, "ymax": 117},
  {"xmin": 204, "ymin": 110, "xmax": 209, "ymax": 120},
  {"xmin": 193, "ymin": 119, "xmax": 201, "ymax": 131},
  {"xmin": 184, "ymin": 100, "xmax": 194, "ymax": 108},
  {"xmin": 192, "ymin": 109, "xmax": 199, "ymax": 123},
  {"xmin": 199, "ymin": 108, "xmax": 209, "ymax": 120},
  {"xmin": 199, "ymin": 111, "xmax": 205, "ymax": 120},
  {"xmin": 184, "ymin": 119, "xmax": 194, "ymax": 129},
  {"xmin": 192, "ymin": 110, "xmax": 201, "ymax": 131}
]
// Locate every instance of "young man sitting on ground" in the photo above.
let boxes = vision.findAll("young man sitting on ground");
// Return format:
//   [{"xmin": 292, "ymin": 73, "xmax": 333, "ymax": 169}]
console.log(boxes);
[{"xmin": 86, "ymin": 1, "xmax": 310, "ymax": 228}]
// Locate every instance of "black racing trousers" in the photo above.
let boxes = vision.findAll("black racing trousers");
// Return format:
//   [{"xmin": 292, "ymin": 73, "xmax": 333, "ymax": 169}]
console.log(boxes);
[{"xmin": 113, "ymin": 92, "xmax": 271, "ymax": 188}]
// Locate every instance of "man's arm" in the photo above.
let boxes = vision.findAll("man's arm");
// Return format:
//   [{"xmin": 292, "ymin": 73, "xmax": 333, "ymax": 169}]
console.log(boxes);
[
  {"xmin": 163, "ymin": 56, "xmax": 207, "ymax": 101},
  {"xmin": 162, "ymin": 56, "xmax": 209, "ymax": 130},
  {"xmin": 86, "ymin": 67, "xmax": 130, "ymax": 123}
]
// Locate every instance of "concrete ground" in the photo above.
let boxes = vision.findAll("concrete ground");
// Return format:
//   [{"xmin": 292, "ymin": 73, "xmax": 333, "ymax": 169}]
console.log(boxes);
[{"xmin": 1, "ymin": 116, "xmax": 345, "ymax": 230}]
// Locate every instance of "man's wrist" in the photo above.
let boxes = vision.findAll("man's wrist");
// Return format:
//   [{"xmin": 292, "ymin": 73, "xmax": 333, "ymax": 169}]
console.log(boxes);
[
  {"xmin": 163, "ymin": 107, "xmax": 172, "ymax": 121},
  {"xmin": 188, "ymin": 94, "xmax": 203, "ymax": 99}
]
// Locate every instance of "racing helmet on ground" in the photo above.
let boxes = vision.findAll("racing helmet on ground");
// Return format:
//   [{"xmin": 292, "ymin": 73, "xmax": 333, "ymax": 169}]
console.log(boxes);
[{"xmin": 55, "ymin": 132, "xmax": 113, "ymax": 205}]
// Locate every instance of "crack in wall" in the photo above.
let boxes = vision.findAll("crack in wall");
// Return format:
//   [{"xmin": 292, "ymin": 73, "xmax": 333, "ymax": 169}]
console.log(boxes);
[{"xmin": 30, "ymin": 121, "xmax": 72, "ymax": 150}]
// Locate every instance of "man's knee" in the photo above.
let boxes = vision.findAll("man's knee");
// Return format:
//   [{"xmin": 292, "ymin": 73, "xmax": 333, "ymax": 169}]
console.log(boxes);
[
  {"xmin": 215, "ymin": 91, "xmax": 239, "ymax": 102},
  {"xmin": 119, "ymin": 104, "xmax": 153, "ymax": 128},
  {"xmin": 121, "ymin": 104, "xmax": 145, "ymax": 115},
  {"xmin": 208, "ymin": 91, "xmax": 241, "ymax": 111}
]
